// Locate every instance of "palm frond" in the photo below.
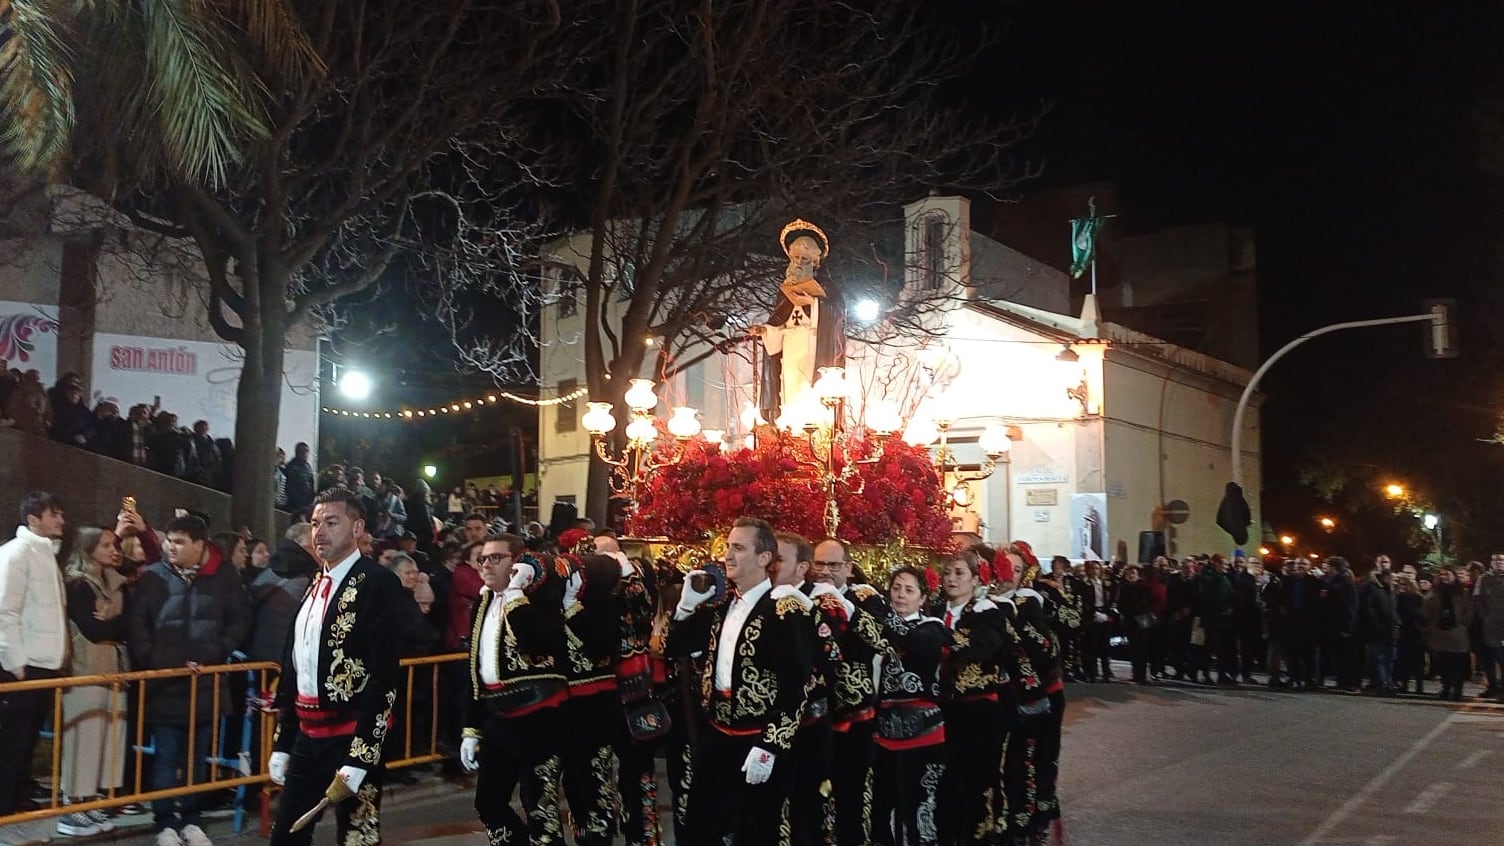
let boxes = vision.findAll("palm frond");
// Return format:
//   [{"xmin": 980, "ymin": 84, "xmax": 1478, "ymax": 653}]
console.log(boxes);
[
  {"xmin": 0, "ymin": 0, "xmax": 78, "ymax": 176},
  {"xmin": 141, "ymin": 0, "xmax": 268, "ymax": 187},
  {"xmin": 226, "ymin": 0, "xmax": 323, "ymax": 86}
]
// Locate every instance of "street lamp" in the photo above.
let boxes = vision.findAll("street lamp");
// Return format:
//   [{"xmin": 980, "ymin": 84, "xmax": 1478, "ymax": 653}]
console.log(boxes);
[
  {"xmin": 585, "ymin": 379, "xmax": 705, "ymax": 503},
  {"xmin": 1384, "ymin": 483, "xmax": 1406, "ymax": 499},
  {"xmin": 421, "ymin": 464, "xmax": 438, "ymax": 480},
  {"xmin": 1279, "ymin": 534, "xmax": 1294, "ymax": 547},
  {"xmin": 339, "ymin": 369, "xmax": 372, "ymax": 401},
  {"xmin": 1318, "ymin": 516, "xmax": 1336, "ymax": 531}
]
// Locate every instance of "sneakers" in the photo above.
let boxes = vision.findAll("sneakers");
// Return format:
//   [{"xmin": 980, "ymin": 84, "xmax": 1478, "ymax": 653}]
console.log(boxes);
[
  {"xmin": 155, "ymin": 829, "xmax": 185, "ymax": 846},
  {"xmin": 53, "ymin": 813, "xmax": 99, "ymax": 837},
  {"xmin": 83, "ymin": 810, "xmax": 114, "ymax": 834},
  {"xmin": 180, "ymin": 824, "xmax": 212, "ymax": 846}
]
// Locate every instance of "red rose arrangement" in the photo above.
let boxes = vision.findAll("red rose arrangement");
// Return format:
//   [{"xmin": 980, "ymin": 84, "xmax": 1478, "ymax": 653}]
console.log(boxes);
[{"xmin": 629, "ymin": 430, "xmax": 951, "ymax": 547}]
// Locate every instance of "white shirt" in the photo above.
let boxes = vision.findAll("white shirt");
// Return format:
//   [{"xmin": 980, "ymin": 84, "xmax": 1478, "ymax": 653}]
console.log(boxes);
[
  {"xmin": 293, "ymin": 548, "xmax": 360, "ymax": 698},
  {"xmin": 478, "ymin": 588, "xmax": 505, "ymax": 687},
  {"xmin": 714, "ymin": 578, "xmax": 771, "ymax": 692},
  {"xmin": 943, "ymin": 602, "xmax": 966, "ymax": 629},
  {"xmin": 1091, "ymin": 578, "xmax": 1105, "ymax": 609}
]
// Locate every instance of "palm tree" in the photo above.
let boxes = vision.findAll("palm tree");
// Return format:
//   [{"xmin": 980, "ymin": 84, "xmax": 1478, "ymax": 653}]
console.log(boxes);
[{"xmin": 0, "ymin": 0, "xmax": 319, "ymax": 187}]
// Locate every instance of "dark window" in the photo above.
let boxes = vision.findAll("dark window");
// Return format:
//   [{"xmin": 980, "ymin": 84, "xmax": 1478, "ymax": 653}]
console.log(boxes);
[
  {"xmin": 556, "ymin": 379, "xmax": 579, "ymax": 433},
  {"xmin": 922, "ymin": 217, "xmax": 946, "ymax": 290}
]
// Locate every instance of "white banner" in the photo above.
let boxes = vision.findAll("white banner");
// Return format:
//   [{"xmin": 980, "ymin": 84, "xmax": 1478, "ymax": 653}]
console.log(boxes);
[
  {"xmin": 91, "ymin": 333, "xmax": 319, "ymax": 455},
  {"xmin": 0, "ymin": 300, "xmax": 59, "ymax": 382}
]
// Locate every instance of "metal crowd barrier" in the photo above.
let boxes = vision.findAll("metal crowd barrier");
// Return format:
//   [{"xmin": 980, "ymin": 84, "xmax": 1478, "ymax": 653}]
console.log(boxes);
[{"xmin": 0, "ymin": 653, "xmax": 469, "ymax": 834}]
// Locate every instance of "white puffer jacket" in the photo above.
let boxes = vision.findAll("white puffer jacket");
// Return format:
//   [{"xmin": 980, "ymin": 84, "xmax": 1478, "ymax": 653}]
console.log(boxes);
[{"xmin": 0, "ymin": 525, "xmax": 67, "ymax": 672}]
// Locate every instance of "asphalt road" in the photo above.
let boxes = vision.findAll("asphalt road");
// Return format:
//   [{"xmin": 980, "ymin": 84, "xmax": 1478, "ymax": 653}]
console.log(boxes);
[{"xmin": 96, "ymin": 673, "xmax": 1504, "ymax": 845}]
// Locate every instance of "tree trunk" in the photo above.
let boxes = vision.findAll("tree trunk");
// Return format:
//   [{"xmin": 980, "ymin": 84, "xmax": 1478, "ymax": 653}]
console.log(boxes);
[
  {"xmin": 231, "ymin": 307, "xmax": 288, "ymax": 541},
  {"xmin": 584, "ymin": 373, "xmax": 629, "ymax": 527}
]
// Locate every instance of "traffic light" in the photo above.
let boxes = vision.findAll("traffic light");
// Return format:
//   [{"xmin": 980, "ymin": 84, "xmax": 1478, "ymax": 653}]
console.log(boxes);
[{"xmin": 1424, "ymin": 298, "xmax": 1457, "ymax": 359}]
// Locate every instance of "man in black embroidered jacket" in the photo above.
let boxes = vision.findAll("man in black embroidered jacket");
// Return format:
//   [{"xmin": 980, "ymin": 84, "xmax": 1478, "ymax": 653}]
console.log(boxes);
[
  {"xmin": 666, "ymin": 516, "xmax": 813, "ymax": 846},
  {"xmin": 267, "ymin": 489, "xmax": 403, "ymax": 846}
]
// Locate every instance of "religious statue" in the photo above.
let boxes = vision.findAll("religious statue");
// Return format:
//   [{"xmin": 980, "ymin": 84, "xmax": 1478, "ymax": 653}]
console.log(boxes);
[{"xmin": 750, "ymin": 219, "xmax": 844, "ymax": 421}]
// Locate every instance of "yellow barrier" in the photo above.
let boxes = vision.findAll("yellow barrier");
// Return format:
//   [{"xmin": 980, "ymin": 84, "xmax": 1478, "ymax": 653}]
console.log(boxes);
[{"xmin": 0, "ymin": 652, "xmax": 468, "ymax": 830}]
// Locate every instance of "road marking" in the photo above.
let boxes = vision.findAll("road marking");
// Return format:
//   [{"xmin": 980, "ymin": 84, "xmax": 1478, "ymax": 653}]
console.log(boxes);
[
  {"xmin": 1299, "ymin": 711, "xmax": 1458, "ymax": 845},
  {"xmin": 1402, "ymin": 781, "xmax": 1452, "ymax": 814},
  {"xmin": 1457, "ymin": 749, "xmax": 1491, "ymax": 769}
]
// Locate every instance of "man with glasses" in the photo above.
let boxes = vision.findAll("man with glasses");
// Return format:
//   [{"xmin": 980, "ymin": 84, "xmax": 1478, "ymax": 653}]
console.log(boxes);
[
  {"xmin": 460, "ymin": 534, "xmax": 568, "ymax": 844},
  {"xmin": 810, "ymin": 538, "xmax": 890, "ymax": 846}
]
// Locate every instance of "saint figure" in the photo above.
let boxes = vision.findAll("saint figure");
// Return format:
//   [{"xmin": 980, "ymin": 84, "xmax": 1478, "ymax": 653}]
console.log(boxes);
[{"xmin": 751, "ymin": 219, "xmax": 844, "ymax": 421}]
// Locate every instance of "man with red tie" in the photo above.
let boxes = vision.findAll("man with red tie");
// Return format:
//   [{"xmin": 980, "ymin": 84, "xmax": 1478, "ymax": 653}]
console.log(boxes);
[{"xmin": 267, "ymin": 489, "xmax": 403, "ymax": 846}]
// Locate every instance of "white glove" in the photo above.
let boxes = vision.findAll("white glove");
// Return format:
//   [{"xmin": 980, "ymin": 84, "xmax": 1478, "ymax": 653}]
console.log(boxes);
[
  {"xmin": 337, "ymin": 765, "xmax": 366, "ymax": 794},
  {"xmin": 562, "ymin": 571, "xmax": 583, "ymax": 610},
  {"xmin": 460, "ymin": 737, "xmax": 481, "ymax": 772},
  {"xmin": 809, "ymin": 582, "xmax": 855, "ymax": 619},
  {"xmin": 741, "ymin": 746, "xmax": 776, "ymax": 785},
  {"xmin": 267, "ymin": 751, "xmax": 290, "ymax": 785},
  {"xmin": 507, "ymin": 562, "xmax": 535, "ymax": 591},
  {"xmin": 771, "ymin": 584, "xmax": 812, "ymax": 611},
  {"xmin": 675, "ymin": 571, "xmax": 716, "ymax": 619},
  {"xmin": 1093, "ymin": 611, "xmax": 1109, "ymax": 624}
]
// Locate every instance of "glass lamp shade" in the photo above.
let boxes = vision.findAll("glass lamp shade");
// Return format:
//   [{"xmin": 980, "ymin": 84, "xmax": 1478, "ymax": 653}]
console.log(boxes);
[
  {"xmin": 902, "ymin": 415, "xmax": 939, "ymax": 447},
  {"xmin": 667, "ymin": 406, "xmax": 702, "ymax": 439},
  {"xmin": 702, "ymin": 429, "xmax": 725, "ymax": 449},
  {"xmin": 812, "ymin": 366, "xmax": 850, "ymax": 403},
  {"xmin": 623, "ymin": 379, "xmax": 659, "ymax": 413},
  {"xmin": 624, "ymin": 416, "xmax": 657, "ymax": 444},
  {"xmin": 866, "ymin": 400, "xmax": 903, "ymax": 435},
  {"xmin": 582, "ymin": 402, "xmax": 617, "ymax": 435},
  {"xmin": 978, "ymin": 423, "xmax": 1012, "ymax": 457}
]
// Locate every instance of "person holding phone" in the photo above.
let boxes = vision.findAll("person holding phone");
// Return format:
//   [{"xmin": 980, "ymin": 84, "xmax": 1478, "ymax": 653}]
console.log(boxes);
[{"xmin": 665, "ymin": 517, "xmax": 813, "ymax": 846}]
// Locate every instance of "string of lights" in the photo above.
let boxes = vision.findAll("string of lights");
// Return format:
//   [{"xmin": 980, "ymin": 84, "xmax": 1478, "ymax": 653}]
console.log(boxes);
[{"xmin": 322, "ymin": 385, "xmax": 590, "ymax": 419}]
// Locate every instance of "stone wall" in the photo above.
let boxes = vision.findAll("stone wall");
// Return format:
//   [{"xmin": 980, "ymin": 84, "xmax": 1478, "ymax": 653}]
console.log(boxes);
[{"xmin": 0, "ymin": 426, "xmax": 235, "ymax": 538}]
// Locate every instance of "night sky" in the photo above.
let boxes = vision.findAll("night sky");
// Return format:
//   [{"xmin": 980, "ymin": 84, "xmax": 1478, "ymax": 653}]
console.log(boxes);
[{"xmin": 976, "ymin": 2, "xmax": 1504, "ymax": 553}]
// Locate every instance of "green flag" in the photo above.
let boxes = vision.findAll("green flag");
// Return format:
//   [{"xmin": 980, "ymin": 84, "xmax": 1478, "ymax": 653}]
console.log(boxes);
[{"xmin": 1070, "ymin": 217, "xmax": 1102, "ymax": 278}]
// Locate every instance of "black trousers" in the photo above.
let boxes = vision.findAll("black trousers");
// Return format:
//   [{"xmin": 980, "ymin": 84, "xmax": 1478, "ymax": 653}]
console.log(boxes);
[
  {"xmin": 561, "ymin": 691, "xmax": 620, "ymax": 844},
  {"xmin": 684, "ymin": 726, "xmax": 795, "ymax": 846},
  {"xmin": 1125, "ymin": 626, "xmax": 1149, "ymax": 682},
  {"xmin": 0, "ymin": 666, "xmax": 61, "ymax": 814},
  {"xmin": 1436, "ymin": 650, "xmax": 1468, "ymax": 696},
  {"xmin": 472, "ymin": 706, "xmax": 565, "ymax": 844},
  {"xmin": 1083, "ymin": 619, "xmax": 1113, "ymax": 679},
  {"xmin": 939, "ymin": 699, "xmax": 1002, "ymax": 845},
  {"xmin": 1053, "ymin": 625, "xmax": 1083, "ymax": 680},
  {"xmin": 999, "ymin": 704, "xmax": 1039, "ymax": 840},
  {"xmin": 791, "ymin": 717, "xmax": 833, "ymax": 846},
  {"xmin": 872, "ymin": 740, "xmax": 943, "ymax": 846},
  {"xmin": 829, "ymin": 717, "xmax": 875, "ymax": 846},
  {"xmin": 1283, "ymin": 625, "xmax": 1317, "ymax": 685},
  {"xmin": 1034, "ymin": 690, "xmax": 1066, "ymax": 824},
  {"xmin": 617, "ymin": 695, "xmax": 692, "ymax": 846},
  {"xmin": 1335, "ymin": 637, "xmax": 1364, "ymax": 690},
  {"xmin": 268, "ymin": 732, "xmax": 384, "ymax": 846}
]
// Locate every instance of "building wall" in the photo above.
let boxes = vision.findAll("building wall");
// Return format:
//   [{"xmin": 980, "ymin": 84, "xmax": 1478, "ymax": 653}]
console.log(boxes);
[{"xmin": 1100, "ymin": 351, "xmax": 1261, "ymax": 558}]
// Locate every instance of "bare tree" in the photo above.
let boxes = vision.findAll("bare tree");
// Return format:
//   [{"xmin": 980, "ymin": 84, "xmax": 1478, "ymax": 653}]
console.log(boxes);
[
  {"xmin": 66, "ymin": 0, "xmax": 571, "ymax": 537},
  {"xmin": 435, "ymin": 0, "xmax": 1041, "ymax": 521}
]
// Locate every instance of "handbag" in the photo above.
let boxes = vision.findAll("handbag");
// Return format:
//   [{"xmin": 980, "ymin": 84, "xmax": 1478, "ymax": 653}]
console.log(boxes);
[
  {"xmin": 1189, "ymin": 617, "xmax": 1206, "ymax": 646},
  {"xmin": 623, "ymin": 697, "xmax": 673, "ymax": 742}
]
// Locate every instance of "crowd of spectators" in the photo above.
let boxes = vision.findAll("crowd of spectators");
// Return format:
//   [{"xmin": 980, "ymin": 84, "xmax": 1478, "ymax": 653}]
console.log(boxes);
[
  {"xmin": 0, "ymin": 370, "xmax": 234, "ymax": 492},
  {"xmin": 1051, "ymin": 551, "xmax": 1504, "ymax": 701}
]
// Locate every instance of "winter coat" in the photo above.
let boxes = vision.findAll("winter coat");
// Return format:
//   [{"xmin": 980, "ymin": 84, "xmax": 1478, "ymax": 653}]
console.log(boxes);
[
  {"xmin": 125, "ymin": 551, "xmax": 252, "ymax": 724},
  {"xmin": 1358, "ymin": 574, "xmax": 1399, "ymax": 646},
  {"xmin": 1324, "ymin": 573, "xmax": 1359, "ymax": 638},
  {"xmin": 244, "ymin": 566, "xmax": 312, "ymax": 664},
  {"xmin": 283, "ymin": 458, "xmax": 317, "ymax": 516},
  {"xmin": 1423, "ymin": 584, "xmax": 1474, "ymax": 654},
  {"xmin": 0, "ymin": 526, "xmax": 68, "ymax": 672},
  {"xmin": 1396, "ymin": 592, "xmax": 1425, "ymax": 647},
  {"xmin": 1197, "ymin": 567, "xmax": 1234, "ymax": 627},
  {"xmin": 1474, "ymin": 572, "xmax": 1504, "ymax": 647},
  {"xmin": 67, "ymin": 575, "xmax": 128, "ymax": 677}
]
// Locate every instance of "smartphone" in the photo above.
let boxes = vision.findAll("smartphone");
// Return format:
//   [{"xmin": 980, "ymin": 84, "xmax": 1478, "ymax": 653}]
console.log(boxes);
[
  {"xmin": 121, "ymin": 496, "xmax": 137, "ymax": 514},
  {"xmin": 173, "ymin": 508, "xmax": 188, "ymax": 519},
  {"xmin": 691, "ymin": 562, "xmax": 728, "ymax": 602}
]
